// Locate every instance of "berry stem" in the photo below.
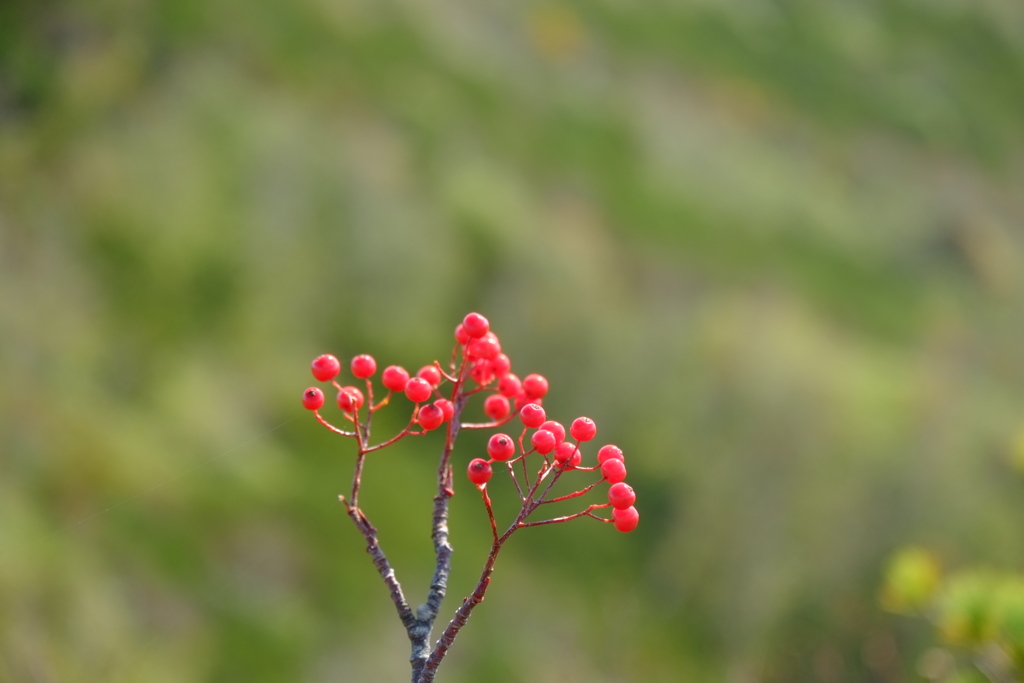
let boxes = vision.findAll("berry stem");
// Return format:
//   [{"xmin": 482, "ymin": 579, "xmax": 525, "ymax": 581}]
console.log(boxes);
[
  {"xmin": 314, "ymin": 411, "xmax": 356, "ymax": 437},
  {"xmin": 537, "ymin": 480, "xmax": 599, "ymax": 505},
  {"xmin": 434, "ymin": 360, "xmax": 458, "ymax": 384},
  {"xmin": 519, "ymin": 453, "xmax": 532, "ymax": 490},
  {"xmin": 351, "ymin": 451, "xmax": 367, "ymax": 507},
  {"xmin": 460, "ymin": 410, "xmax": 517, "ymax": 430},
  {"xmin": 481, "ymin": 485, "xmax": 499, "ymax": 543},
  {"xmin": 519, "ymin": 503, "xmax": 611, "ymax": 528},
  {"xmin": 532, "ymin": 461, "xmax": 567, "ymax": 503},
  {"xmin": 371, "ymin": 391, "xmax": 392, "ymax": 412},
  {"xmin": 364, "ymin": 378, "xmax": 379, "ymax": 419},
  {"xmin": 363, "ymin": 413, "xmax": 418, "ymax": 453},
  {"xmin": 505, "ymin": 462, "xmax": 525, "ymax": 501}
]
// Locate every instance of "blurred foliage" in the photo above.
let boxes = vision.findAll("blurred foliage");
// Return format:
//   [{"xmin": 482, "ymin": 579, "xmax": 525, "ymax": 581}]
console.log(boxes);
[
  {"xmin": 882, "ymin": 551, "xmax": 1024, "ymax": 682},
  {"xmin": 881, "ymin": 548, "xmax": 942, "ymax": 615},
  {"xmin": 2, "ymin": 0, "xmax": 1024, "ymax": 681}
]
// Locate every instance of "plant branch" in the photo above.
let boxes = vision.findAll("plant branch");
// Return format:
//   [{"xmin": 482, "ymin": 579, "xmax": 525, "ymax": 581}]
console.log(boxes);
[
  {"xmin": 339, "ymin": 495, "xmax": 417, "ymax": 632},
  {"xmin": 409, "ymin": 361, "xmax": 469, "ymax": 681}
]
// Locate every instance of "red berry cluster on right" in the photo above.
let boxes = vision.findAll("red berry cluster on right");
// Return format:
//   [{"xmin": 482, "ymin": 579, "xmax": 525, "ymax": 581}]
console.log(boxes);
[
  {"xmin": 468, "ymin": 400, "xmax": 640, "ymax": 532},
  {"xmin": 598, "ymin": 445, "xmax": 639, "ymax": 532},
  {"xmin": 452, "ymin": 311, "xmax": 639, "ymax": 534}
]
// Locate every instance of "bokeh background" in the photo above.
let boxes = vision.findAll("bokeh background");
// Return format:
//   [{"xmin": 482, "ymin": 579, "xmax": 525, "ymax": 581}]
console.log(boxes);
[{"xmin": 3, "ymin": 1, "xmax": 1024, "ymax": 681}]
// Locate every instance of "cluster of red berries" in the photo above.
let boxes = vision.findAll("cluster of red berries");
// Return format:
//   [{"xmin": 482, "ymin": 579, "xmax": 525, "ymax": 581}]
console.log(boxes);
[
  {"xmin": 466, "ymin": 408, "xmax": 639, "ymax": 532},
  {"xmin": 301, "ymin": 350, "xmax": 455, "ymax": 432},
  {"xmin": 301, "ymin": 312, "xmax": 639, "ymax": 533}
]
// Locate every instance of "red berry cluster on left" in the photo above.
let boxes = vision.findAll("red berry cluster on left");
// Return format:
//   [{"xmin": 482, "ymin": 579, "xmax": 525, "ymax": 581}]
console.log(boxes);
[{"xmin": 302, "ymin": 349, "xmax": 458, "ymax": 437}]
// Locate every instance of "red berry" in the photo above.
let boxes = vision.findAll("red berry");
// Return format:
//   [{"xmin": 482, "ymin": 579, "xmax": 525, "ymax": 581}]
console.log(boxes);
[
  {"xmin": 435, "ymin": 398, "xmax": 455, "ymax": 422},
  {"xmin": 311, "ymin": 354, "xmax": 341, "ymax": 382},
  {"xmin": 337, "ymin": 386, "xmax": 365, "ymax": 413},
  {"xmin": 530, "ymin": 429, "xmax": 557, "ymax": 455},
  {"xmin": 417, "ymin": 365, "xmax": 442, "ymax": 387},
  {"xmin": 570, "ymin": 417, "xmax": 597, "ymax": 442},
  {"xmin": 491, "ymin": 353, "xmax": 511, "ymax": 377},
  {"xmin": 554, "ymin": 441, "xmax": 581, "ymax": 467},
  {"xmin": 467, "ymin": 458, "xmax": 493, "ymax": 485},
  {"xmin": 470, "ymin": 361, "xmax": 495, "ymax": 385},
  {"xmin": 519, "ymin": 403, "xmax": 546, "ymax": 428},
  {"xmin": 302, "ymin": 387, "xmax": 325, "ymax": 410},
  {"xmin": 597, "ymin": 445, "xmax": 624, "ymax": 464},
  {"xmin": 522, "ymin": 373, "xmax": 549, "ymax": 400},
  {"xmin": 350, "ymin": 354, "xmax": 377, "ymax": 379},
  {"xmin": 538, "ymin": 420, "xmax": 565, "ymax": 444},
  {"xmin": 601, "ymin": 458, "xmax": 627, "ymax": 484},
  {"xmin": 463, "ymin": 312, "xmax": 489, "ymax": 339},
  {"xmin": 612, "ymin": 505, "xmax": 639, "ymax": 532},
  {"xmin": 487, "ymin": 433, "xmax": 516, "ymax": 461},
  {"xmin": 608, "ymin": 482, "xmax": 636, "ymax": 510},
  {"xmin": 514, "ymin": 392, "xmax": 538, "ymax": 411},
  {"xmin": 498, "ymin": 373, "xmax": 522, "ymax": 398},
  {"xmin": 404, "ymin": 377, "xmax": 433, "ymax": 402},
  {"xmin": 454, "ymin": 323, "xmax": 471, "ymax": 345},
  {"xmin": 382, "ymin": 365, "xmax": 410, "ymax": 392},
  {"xmin": 468, "ymin": 333, "xmax": 501, "ymax": 360},
  {"xmin": 483, "ymin": 394, "xmax": 510, "ymax": 420},
  {"xmin": 417, "ymin": 403, "xmax": 444, "ymax": 431}
]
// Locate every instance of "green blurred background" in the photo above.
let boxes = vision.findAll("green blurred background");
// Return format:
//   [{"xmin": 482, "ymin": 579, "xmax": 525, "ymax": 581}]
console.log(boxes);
[{"xmin": 3, "ymin": 1, "xmax": 1024, "ymax": 681}]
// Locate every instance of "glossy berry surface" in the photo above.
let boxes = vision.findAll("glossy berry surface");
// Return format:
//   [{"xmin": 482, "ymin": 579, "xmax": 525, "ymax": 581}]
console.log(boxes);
[
  {"xmin": 404, "ymin": 377, "xmax": 433, "ymax": 403},
  {"xmin": 337, "ymin": 386, "xmax": 365, "ymax": 413},
  {"xmin": 350, "ymin": 354, "xmax": 377, "ymax": 379},
  {"xmin": 417, "ymin": 404, "xmax": 444, "ymax": 431},
  {"xmin": 498, "ymin": 373, "xmax": 522, "ymax": 398},
  {"xmin": 417, "ymin": 365, "xmax": 442, "ymax": 387},
  {"xmin": 601, "ymin": 458, "xmax": 627, "ymax": 484},
  {"xmin": 513, "ymin": 393, "xmax": 537, "ymax": 412},
  {"xmin": 468, "ymin": 335, "xmax": 501, "ymax": 361},
  {"xmin": 483, "ymin": 394, "xmax": 510, "ymax": 420},
  {"xmin": 454, "ymin": 323, "xmax": 471, "ymax": 345},
  {"xmin": 382, "ymin": 365, "xmax": 410, "ymax": 392},
  {"xmin": 470, "ymin": 361, "xmax": 495, "ymax": 385},
  {"xmin": 491, "ymin": 353, "xmax": 511, "ymax": 376},
  {"xmin": 597, "ymin": 445, "xmax": 624, "ymax": 464},
  {"xmin": 522, "ymin": 373, "xmax": 549, "ymax": 400},
  {"xmin": 530, "ymin": 429, "xmax": 557, "ymax": 455},
  {"xmin": 570, "ymin": 417, "xmax": 597, "ymax": 442},
  {"xmin": 462, "ymin": 312, "xmax": 489, "ymax": 338},
  {"xmin": 302, "ymin": 387, "xmax": 325, "ymax": 410},
  {"xmin": 519, "ymin": 403, "xmax": 546, "ymax": 428},
  {"xmin": 607, "ymin": 482, "xmax": 636, "ymax": 509},
  {"xmin": 434, "ymin": 398, "xmax": 455, "ymax": 422},
  {"xmin": 467, "ymin": 458, "xmax": 493, "ymax": 485},
  {"xmin": 487, "ymin": 433, "xmax": 516, "ymax": 461},
  {"xmin": 538, "ymin": 420, "xmax": 565, "ymax": 444},
  {"xmin": 554, "ymin": 441, "xmax": 581, "ymax": 467},
  {"xmin": 311, "ymin": 354, "xmax": 341, "ymax": 382},
  {"xmin": 612, "ymin": 505, "xmax": 640, "ymax": 532}
]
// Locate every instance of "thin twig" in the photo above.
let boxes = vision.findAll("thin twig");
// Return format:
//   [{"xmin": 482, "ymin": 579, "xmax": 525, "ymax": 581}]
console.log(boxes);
[
  {"xmin": 519, "ymin": 504, "xmax": 610, "ymax": 527},
  {"xmin": 537, "ymin": 480, "xmax": 599, "ymax": 505},
  {"xmin": 339, "ymin": 495, "xmax": 417, "ymax": 631},
  {"xmin": 314, "ymin": 412, "xmax": 356, "ymax": 437}
]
